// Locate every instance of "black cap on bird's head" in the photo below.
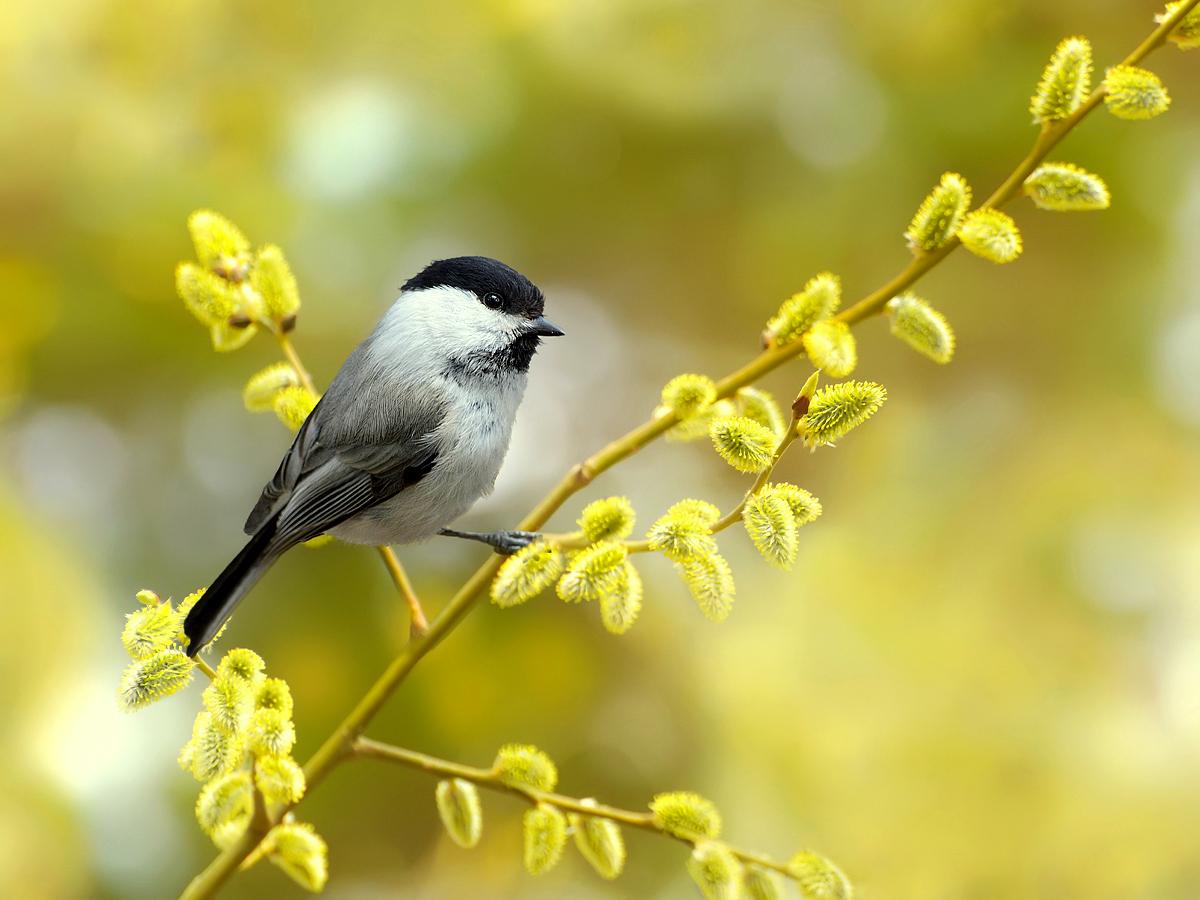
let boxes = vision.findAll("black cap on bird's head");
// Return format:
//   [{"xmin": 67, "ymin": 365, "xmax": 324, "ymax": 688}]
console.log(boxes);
[{"xmin": 403, "ymin": 256, "xmax": 564, "ymax": 338}]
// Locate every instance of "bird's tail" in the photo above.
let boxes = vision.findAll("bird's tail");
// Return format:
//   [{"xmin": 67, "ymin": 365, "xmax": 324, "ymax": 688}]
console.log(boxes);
[{"xmin": 183, "ymin": 520, "xmax": 279, "ymax": 657}]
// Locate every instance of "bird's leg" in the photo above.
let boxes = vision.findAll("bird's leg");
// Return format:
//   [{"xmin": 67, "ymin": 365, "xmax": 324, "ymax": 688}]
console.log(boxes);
[
  {"xmin": 438, "ymin": 528, "xmax": 540, "ymax": 555},
  {"xmin": 376, "ymin": 546, "xmax": 428, "ymax": 638}
]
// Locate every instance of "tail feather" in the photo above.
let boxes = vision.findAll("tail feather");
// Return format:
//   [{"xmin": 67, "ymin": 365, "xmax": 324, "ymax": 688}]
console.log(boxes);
[{"xmin": 184, "ymin": 520, "xmax": 279, "ymax": 656}]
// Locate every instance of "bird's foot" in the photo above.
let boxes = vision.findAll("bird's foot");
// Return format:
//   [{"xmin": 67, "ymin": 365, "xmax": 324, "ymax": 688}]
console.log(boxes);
[{"xmin": 438, "ymin": 528, "xmax": 541, "ymax": 555}]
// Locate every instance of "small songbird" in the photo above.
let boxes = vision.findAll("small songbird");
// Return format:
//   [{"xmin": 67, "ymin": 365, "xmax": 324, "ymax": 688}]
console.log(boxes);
[{"xmin": 183, "ymin": 256, "xmax": 564, "ymax": 655}]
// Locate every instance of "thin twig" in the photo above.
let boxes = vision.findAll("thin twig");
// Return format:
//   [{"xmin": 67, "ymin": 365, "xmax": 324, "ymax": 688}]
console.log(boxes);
[
  {"xmin": 377, "ymin": 545, "xmax": 429, "ymax": 637},
  {"xmin": 353, "ymin": 736, "xmax": 797, "ymax": 879}
]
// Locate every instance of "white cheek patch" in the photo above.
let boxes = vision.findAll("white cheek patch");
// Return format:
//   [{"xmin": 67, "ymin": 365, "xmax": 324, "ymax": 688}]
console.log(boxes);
[{"xmin": 367, "ymin": 286, "xmax": 520, "ymax": 374}]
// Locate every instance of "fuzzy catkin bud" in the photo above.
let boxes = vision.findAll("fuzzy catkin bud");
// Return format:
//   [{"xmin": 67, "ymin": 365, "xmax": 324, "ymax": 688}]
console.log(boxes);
[
  {"xmin": 255, "ymin": 755, "xmax": 307, "ymax": 805},
  {"xmin": 556, "ymin": 542, "xmax": 628, "ymax": 604},
  {"xmin": 661, "ymin": 374, "xmax": 718, "ymax": 418},
  {"xmin": 905, "ymin": 172, "xmax": 972, "ymax": 252},
  {"xmin": 494, "ymin": 744, "xmax": 558, "ymax": 791},
  {"xmin": 743, "ymin": 488, "xmax": 799, "ymax": 570},
  {"xmin": 491, "ymin": 542, "xmax": 564, "ymax": 608},
  {"xmin": 266, "ymin": 822, "xmax": 329, "ymax": 892},
  {"xmin": 647, "ymin": 500, "xmax": 720, "ymax": 563},
  {"xmin": 578, "ymin": 496, "xmax": 636, "ymax": 543},
  {"xmin": 247, "ymin": 708, "xmax": 296, "ymax": 758},
  {"xmin": 763, "ymin": 272, "xmax": 841, "ymax": 348},
  {"xmin": 208, "ymin": 319, "xmax": 258, "ymax": 353},
  {"xmin": 1030, "ymin": 37, "xmax": 1092, "ymax": 123},
  {"xmin": 745, "ymin": 864, "xmax": 784, "ymax": 900},
  {"xmin": 121, "ymin": 600, "xmax": 180, "ymax": 660},
  {"xmin": 179, "ymin": 711, "xmax": 242, "ymax": 782},
  {"xmin": 710, "ymin": 416, "xmax": 778, "ymax": 473},
  {"xmin": 435, "ymin": 779, "xmax": 483, "ymax": 848},
  {"xmin": 651, "ymin": 791, "xmax": 723, "ymax": 839},
  {"xmin": 957, "ymin": 209, "xmax": 1022, "ymax": 264},
  {"xmin": 255, "ymin": 677, "xmax": 294, "ymax": 718},
  {"xmin": 251, "ymin": 245, "xmax": 300, "ymax": 320},
  {"xmin": 1103, "ymin": 65, "xmax": 1171, "ymax": 120},
  {"xmin": 118, "ymin": 648, "xmax": 194, "ymax": 710},
  {"xmin": 188, "ymin": 210, "xmax": 251, "ymax": 271},
  {"xmin": 599, "ymin": 561, "xmax": 643, "ymax": 635},
  {"xmin": 681, "ymin": 554, "xmax": 736, "ymax": 622},
  {"xmin": 178, "ymin": 587, "xmax": 206, "ymax": 617},
  {"xmin": 273, "ymin": 385, "xmax": 319, "ymax": 431},
  {"xmin": 203, "ymin": 676, "xmax": 251, "ymax": 735},
  {"xmin": 218, "ymin": 648, "xmax": 266, "ymax": 682},
  {"xmin": 886, "ymin": 293, "xmax": 955, "ymax": 364},
  {"xmin": 1023, "ymin": 162, "xmax": 1110, "ymax": 211},
  {"xmin": 735, "ymin": 387, "xmax": 787, "ymax": 439},
  {"xmin": 176, "ymin": 263, "xmax": 241, "ymax": 327},
  {"xmin": 570, "ymin": 802, "xmax": 626, "ymax": 879},
  {"xmin": 523, "ymin": 805, "xmax": 568, "ymax": 875},
  {"xmin": 769, "ymin": 483, "xmax": 823, "ymax": 526},
  {"xmin": 803, "ymin": 320, "xmax": 857, "ymax": 378},
  {"xmin": 1158, "ymin": 1, "xmax": 1200, "ymax": 49},
  {"xmin": 688, "ymin": 841, "xmax": 743, "ymax": 900},
  {"xmin": 195, "ymin": 771, "xmax": 253, "ymax": 837},
  {"xmin": 243, "ymin": 362, "xmax": 301, "ymax": 412},
  {"xmin": 788, "ymin": 850, "xmax": 853, "ymax": 900},
  {"xmin": 801, "ymin": 381, "xmax": 887, "ymax": 448}
]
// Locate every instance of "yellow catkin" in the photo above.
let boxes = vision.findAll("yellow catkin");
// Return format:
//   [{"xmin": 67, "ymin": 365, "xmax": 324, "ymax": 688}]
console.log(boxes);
[
  {"xmin": 886, "ymin": 293, "xmax": 955, "ymax": 364},
  {"xmin": 956, "ymin": 208, "xmax": 1022, "ymax": 264},
  {"xmin": 800, "ymin": 381, "xmax": 887, "ymax": 448},
  {"xmin": 435, "ymin": 779, "xmax": 483, "ymax": 848},
  {"xmin": 905, "ymin": 172, "xmax": 972, "ymax": 252},
  {"xmin": 599, "ymin": 561, "xmax": 643, "ymax": 634},
  {"xmin": 1157, "ymin": 1, "xmax": 1200, "ymax": 50},
  {"xmin": 709, "ymin": 416, "xmax": 777, "ymax": 473},
  {"xmin": 570, "ymin": 803, "xmax": 626, "ymax": 879},
  {"xmin": 266, "ymin": 822, "xmax": 329, "ymax": 892},
  {"xmin": 788, "ymin": 850, "xmax": 853, "ymax": 900},
  {"xmin": 1103, "ymin": 65, "xmax": 1171, "ymax": 120},
  {"xmin": 494, "ymin": 744, "xmax": 558, "ymax": 791},
  {"xmin": 491, "ymin": 542, "xmax": 564, "ymax": 608},
  {"xmin": 522, "ymin": 805, "xmax": 568, "ymax": 875},
  {"xmin": 1023, "ymin": 162, "xmax": 1110, "ymax": 212},
  {"xmin": 251, "ymin": 245, "xmax": 301, "ymax": 320},
  {"xmin": 762, "ymin": 272, "xmax": 841, "ymax": 348},
  {"xmin": 802, "ymin": 320, "xmax": 857, "ymax": 378},
  {"xmin": 651, "ymin": 791, "xmax": 722, "ymax": 839},
  {"xmin": 1029, "ymin": 36, "xmax": 1092, "ymax": 123},
  {"xmin": 688, "ymin": 841, "xmax": 743, "ymax": 900}
]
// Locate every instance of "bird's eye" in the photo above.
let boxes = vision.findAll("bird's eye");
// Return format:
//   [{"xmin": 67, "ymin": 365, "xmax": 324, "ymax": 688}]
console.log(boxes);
[{"xmin": 482, "ymin": 292, "xmax": 504, "ymax": 310}]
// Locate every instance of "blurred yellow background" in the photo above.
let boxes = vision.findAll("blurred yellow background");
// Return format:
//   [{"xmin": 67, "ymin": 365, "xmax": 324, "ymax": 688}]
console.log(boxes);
[{"xmin": 2, "ymin": 0, "xmax": 1199, "ymax": 897}]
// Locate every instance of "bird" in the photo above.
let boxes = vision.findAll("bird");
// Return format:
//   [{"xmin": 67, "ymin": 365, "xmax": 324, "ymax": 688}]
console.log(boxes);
[{"xmin": 182, "ymin": 256, "xmax": 564, "ymax": 655}]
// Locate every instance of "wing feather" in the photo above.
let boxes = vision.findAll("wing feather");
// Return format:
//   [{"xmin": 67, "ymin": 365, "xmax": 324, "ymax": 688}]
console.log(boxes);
[{"xmin": 243, "ymin": 344, "xmax": 448, "ymax": 543}]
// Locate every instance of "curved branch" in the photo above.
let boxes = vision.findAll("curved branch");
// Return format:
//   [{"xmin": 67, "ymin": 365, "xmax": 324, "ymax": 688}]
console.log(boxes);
[{"xmin": 353, "ymin": 736, "xmax": 797, "ymax": 880}]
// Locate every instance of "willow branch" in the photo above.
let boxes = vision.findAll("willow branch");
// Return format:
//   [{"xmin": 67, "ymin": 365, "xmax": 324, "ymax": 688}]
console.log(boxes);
[
  {"xmin": 546, "ymin": 393, "xmax": 808, "ymax": 553},
  {"xmin": 353, "ymin": 736, "xmax": 797, "ymax": 879},
  {"xmin": 179, "ymin": 6, "xmax": 1199, "ymax": 896}
]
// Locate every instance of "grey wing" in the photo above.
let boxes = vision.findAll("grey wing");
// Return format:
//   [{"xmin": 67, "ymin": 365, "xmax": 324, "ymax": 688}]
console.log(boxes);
[
  {"xmin": 267, "ymin": 436, "xmax": 441, "ymax": 548},
  {"xmin": 244, "ymin": 398, "xmax": 330, "ymax": 534},
  {"xmin": 243, "ymin": 347, "xmax": 447, "ymax": 542}
]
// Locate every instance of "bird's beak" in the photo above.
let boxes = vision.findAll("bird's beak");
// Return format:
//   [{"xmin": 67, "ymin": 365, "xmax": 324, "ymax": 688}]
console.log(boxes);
[{"xmin": 526, "ymin": 315, "xmax": 565, "ymax": 337}]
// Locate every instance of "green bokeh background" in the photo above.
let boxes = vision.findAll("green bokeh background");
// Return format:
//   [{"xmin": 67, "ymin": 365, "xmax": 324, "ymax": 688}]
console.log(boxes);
[{"xmin": 2, "ymin": 1, "xmax": 1199, "ymax": 897}]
